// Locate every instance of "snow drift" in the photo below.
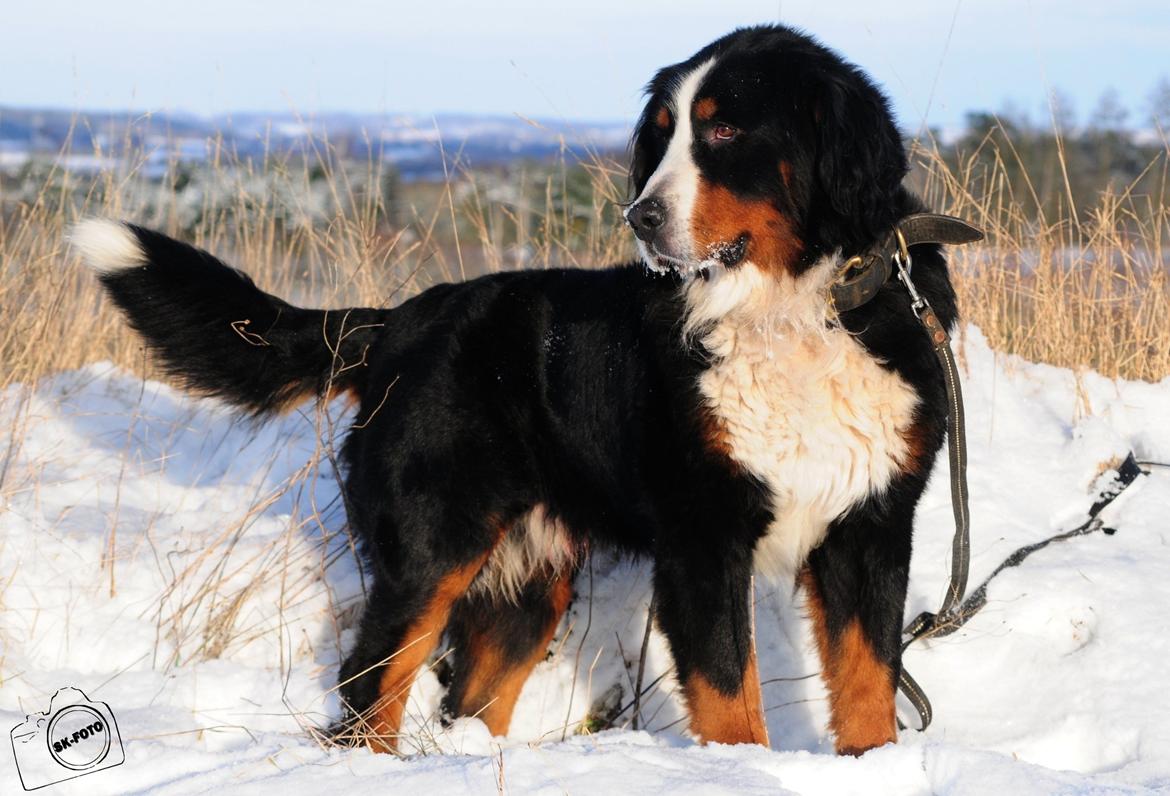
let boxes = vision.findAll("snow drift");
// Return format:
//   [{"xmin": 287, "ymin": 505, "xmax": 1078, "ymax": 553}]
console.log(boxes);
[{"xmin": 2, "ymin": 328, "xmax": 1169, "ymax": 794}]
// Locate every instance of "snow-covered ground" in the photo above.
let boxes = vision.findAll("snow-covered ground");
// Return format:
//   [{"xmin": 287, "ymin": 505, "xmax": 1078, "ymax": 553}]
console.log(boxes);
[{"xmin": 2, "ymin": 328, "xmax": 1169, "ymax": 795}]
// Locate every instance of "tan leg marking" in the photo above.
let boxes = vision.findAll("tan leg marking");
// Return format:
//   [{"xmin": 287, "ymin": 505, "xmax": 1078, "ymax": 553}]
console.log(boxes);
[
  {"xmin": 454, "ymin": 573, "xmax": 573, "ymax": 736},
  {"xmin": 801, "ymin": 570, "xmax": 897, "ymax": 756},
  {"xmin": 366, "ymin": 552, "xmax": 492, "ymax": 752},
  {"xmin": 683, "ymin": 644, "xmax": 769, "ymax": 746}
]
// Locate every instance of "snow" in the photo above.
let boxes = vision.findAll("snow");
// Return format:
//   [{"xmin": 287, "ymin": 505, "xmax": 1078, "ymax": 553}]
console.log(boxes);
[{"xmin": 2, "ymin": 327, "xmax": 1169, "ymax": 794}]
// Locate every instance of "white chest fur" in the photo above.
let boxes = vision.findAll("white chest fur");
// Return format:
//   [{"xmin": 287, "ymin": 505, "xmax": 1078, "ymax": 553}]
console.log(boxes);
[{"xmin": 686, "ymin": 260, "xmax": 920, "ymax": 577}]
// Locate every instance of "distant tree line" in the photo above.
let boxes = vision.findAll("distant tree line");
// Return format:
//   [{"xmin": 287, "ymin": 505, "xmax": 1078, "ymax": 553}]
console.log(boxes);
[{"xmin": 918, "ymin": 78, "xmax": 1170, "ymax": 224}]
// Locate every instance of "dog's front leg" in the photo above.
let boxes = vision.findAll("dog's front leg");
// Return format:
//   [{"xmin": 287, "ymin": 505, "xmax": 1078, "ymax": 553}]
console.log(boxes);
[
  {"xmin": 799, "ymin": 502, "xmax": 915, "ymax": 756},
  {"xmin": 653, "ymin": 545, "xmax": 769, "ymax": 746}
]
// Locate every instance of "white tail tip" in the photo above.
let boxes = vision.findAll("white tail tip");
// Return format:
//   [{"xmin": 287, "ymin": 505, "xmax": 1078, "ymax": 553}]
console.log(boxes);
[{"xmin": 70, "ymin": 219, "xmax": 146, "ymax": 274}]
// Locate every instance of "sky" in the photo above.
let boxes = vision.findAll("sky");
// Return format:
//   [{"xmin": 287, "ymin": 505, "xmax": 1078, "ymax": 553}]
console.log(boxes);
[{"xmin": 3, "ymin": 0, "xmax": 1168, "ymax": 134}]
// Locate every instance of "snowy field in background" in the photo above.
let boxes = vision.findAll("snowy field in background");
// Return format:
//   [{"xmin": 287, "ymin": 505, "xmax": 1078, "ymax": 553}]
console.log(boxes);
[{"xmin": 2, "ymin": 328, "xmax": 1169, "ymax": 795}]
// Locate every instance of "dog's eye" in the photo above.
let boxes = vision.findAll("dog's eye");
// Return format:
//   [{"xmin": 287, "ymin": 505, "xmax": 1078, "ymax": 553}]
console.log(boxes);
[{"xmin": 708, "ymin": 124, "xmax": 739, "ymax": 144}]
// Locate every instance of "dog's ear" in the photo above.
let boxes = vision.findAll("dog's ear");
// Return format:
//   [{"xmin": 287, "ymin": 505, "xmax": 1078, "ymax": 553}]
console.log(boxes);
[{"xmin": 812, "ymin": 70, "xmax": 908, "ymax": 246}]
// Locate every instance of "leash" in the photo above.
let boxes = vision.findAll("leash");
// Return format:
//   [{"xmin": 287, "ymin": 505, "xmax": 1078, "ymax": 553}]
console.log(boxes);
[
  {"xmin": 897, "ymin": 452, "xmax": 1145, "ymax": 730},
  {"xmin": 833, "ymin": 215, "xmax": 1149, "ymax": 732},
  {"xmin": 832, "ymin": 213, "xmax": 980, "ymax": 731}
]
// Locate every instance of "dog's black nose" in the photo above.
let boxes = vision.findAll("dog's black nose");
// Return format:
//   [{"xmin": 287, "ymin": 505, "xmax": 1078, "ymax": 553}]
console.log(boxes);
[{"xmin": 626, "ymin": 198, "xmax": 666, "ymax": 242}]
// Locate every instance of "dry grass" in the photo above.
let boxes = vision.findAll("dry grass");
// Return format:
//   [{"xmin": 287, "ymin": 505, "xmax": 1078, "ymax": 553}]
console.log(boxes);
[
  {"xmin": 0, "ymin": 136, "xmax": 633, "ymax": 394},
  {"xmin": 2, "ymin": 131, "xmax": 1167, "ymax": 388},
  {"xmin": 911, "ymin": 138, "xmax": 1170, "ymax": 382}
]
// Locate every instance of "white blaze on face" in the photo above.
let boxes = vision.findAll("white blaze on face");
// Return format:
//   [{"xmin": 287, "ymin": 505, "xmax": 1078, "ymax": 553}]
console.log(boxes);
[{"xmin": 628, "ymin": 58, "xmax": 715, "ymax": 272}]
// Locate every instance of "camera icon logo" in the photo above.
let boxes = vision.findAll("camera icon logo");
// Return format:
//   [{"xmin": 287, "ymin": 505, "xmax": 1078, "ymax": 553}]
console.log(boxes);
[{"xmin": 9, "ymin": 687, "xmax": 125, "ymax": 790}]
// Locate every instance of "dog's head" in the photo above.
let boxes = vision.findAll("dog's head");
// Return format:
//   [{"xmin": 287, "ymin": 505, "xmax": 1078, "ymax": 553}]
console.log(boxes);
[{"xmin": 626, "ymin": 25, "xmax": 907, "ymax": 280}]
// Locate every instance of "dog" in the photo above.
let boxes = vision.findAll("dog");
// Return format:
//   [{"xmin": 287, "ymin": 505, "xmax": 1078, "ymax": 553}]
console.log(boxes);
[{"xmin": 73, "ymin": 24, "xmax": 958, "ymax": 756}]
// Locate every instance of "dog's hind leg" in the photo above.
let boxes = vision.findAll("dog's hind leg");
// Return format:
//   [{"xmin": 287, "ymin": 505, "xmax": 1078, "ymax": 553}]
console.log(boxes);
[
  {"xmin": 441, "ymin": 566, "xmax": 574, "ymax": 737},
  {"xmin": 337, "ymin": 544, "xmax": 497, "ymax": 753}
]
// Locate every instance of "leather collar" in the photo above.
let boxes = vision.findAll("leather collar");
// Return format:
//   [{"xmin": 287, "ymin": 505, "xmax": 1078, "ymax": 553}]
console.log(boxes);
[{"xmin": 829, "ymin": 213, "xmax": 984, "ymax": 313}]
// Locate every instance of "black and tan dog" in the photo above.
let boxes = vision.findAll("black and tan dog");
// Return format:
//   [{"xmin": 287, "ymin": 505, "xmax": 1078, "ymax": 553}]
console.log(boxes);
[{"xmin": 75, "ymin": 24, "xmax": 958, "ymax": 756}]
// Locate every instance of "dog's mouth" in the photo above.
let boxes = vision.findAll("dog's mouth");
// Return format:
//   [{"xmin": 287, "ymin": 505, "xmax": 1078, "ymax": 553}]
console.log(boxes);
[
  {"xmin": 709, "ymin": 234, "xmax": 749, "ymax": 268},
  {"xmin": 645, "ymin": 234, "xmax": 749, "ymax": 279}
]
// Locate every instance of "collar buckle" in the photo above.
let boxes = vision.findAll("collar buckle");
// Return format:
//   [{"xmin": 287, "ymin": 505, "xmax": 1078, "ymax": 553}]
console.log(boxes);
[{"xmin": 829, "ymin": 213, "xmax": 984, "ymax": 314}]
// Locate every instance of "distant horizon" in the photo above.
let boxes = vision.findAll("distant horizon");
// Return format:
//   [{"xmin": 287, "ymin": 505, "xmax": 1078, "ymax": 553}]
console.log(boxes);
[
  {"xmin": 0, "ymin": 103, "xmax": 631, "ymax": 127},
  {"xmin": 2, "ymin": 98, "xmax": 1165, "ymax": 140},
  {"xmin": 4, "ymin": 1, "xmax": 1168, "ymax": 138}
]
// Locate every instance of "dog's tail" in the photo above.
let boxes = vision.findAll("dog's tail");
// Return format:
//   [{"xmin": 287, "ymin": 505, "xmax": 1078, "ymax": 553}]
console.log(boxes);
[{"xmin": 72, "ymin": 219, "xmax": 386, "ymax": 415}]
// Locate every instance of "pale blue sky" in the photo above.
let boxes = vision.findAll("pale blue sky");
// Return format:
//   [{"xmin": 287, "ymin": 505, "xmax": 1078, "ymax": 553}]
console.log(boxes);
[{"xmin": 3, "ymin": 0, "xmax": 1168, "ymax": 132}]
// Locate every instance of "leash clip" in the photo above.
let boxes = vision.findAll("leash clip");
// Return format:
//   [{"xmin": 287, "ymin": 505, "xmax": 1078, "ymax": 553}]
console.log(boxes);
[
  {"xmin": 892, "ymin": 231, "xmax": 926, "ymax": 314},
  {"xmin": 892, "ymin": 229, "xmax": 951, "ymax": 348}
]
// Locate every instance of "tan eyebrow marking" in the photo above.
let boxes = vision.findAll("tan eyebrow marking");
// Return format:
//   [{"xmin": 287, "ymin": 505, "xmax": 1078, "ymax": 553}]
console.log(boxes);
[
  {"xmin": 655, "ymin": 106, "xmax": 672, "ymax": 128},
  {"xmin": 695, "ymin": 97, "xmax": 717, "ymax": 121},
  {"xmin": 779, "ymin": 160, "xmax": 793, "ymax": 190}
]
